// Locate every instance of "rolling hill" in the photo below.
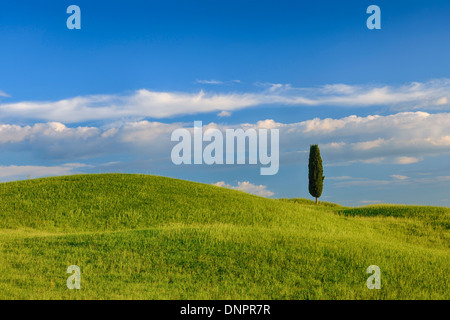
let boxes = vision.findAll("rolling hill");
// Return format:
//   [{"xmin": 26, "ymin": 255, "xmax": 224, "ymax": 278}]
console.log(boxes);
[{"xmin": 0, "ymin": 174, "xmax": 448, "ymax": 299}]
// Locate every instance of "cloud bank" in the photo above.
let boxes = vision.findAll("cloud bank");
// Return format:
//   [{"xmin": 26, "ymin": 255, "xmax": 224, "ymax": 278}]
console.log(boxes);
[
  {"xmin": 1, "ymin": 111, "xmax": 450, "ymax": 166},
  {"xmin": 1, "ymin": 79, "xmax": 449, "ymax": 122},
  {"xmin": 0, "ymin": 163, "xmax": 89, "ymax": 180},
  {"xmin": 214, "ymin": 181, "xmax": 275, "ymax": 197}
]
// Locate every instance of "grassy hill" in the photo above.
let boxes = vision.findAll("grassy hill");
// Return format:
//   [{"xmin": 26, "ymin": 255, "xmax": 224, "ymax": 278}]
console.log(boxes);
[{"xmin": 0, "ymin": 174, "xmax": 448, "ymax": 299}]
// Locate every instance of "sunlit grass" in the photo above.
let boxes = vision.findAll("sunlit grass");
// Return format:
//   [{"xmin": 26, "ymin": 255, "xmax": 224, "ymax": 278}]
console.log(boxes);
[{"xmin": 0, "ymin": 174, "xmax": 449, "ymax": 299}]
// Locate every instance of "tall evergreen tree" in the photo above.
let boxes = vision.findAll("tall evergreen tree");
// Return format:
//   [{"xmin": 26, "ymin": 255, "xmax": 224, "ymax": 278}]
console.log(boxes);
[{"xmin": 308, "ymin": 145, "xmax": 325, "ymax": 204}]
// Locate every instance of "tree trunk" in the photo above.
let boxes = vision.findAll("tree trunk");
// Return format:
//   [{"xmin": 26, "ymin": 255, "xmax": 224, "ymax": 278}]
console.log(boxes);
[{"xmin": 315, "ymin": 197, "xmax": 318, "ymax": 205}]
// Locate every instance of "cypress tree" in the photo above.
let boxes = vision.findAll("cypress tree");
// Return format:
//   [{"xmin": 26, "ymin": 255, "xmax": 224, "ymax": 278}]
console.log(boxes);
[{"xmin": 308, "ymin": 144, "xmax": 325, "ymax": 204}]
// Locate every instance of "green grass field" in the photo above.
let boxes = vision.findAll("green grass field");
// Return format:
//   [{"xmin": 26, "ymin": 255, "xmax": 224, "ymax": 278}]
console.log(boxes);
[{"xmin": 0, "ymin": 174, "xmax": 448, "ymax": 299}]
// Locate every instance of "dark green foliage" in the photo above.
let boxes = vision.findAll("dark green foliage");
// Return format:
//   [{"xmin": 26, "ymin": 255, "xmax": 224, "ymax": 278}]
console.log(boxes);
[{"xmin": 308, "ymin": 145, "xmax": 325, "ymax": 203}]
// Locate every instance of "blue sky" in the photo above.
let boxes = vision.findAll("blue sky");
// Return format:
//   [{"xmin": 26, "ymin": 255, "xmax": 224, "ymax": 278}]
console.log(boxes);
[{"xmin": 1, "ymin": 0, "xmax": 450, "ymax": 206}]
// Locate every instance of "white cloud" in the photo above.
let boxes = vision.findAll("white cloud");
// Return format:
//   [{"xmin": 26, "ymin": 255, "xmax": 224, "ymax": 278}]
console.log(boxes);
[
  {"xmin": 278, "ymin": 111, "xmax": 450, "ymax": 165},
  {"xmin": 2, "ymin": 79, "xmax": 450, "ymax": 122},
  {"xmin": 334, "ymin": 179, "xmax": 392, "ymax": 188},
  {"xmin": 332, "ymin": 174, "xmax": 450, "ymax": 189},
  {"xmin": 0, "ymin": 122, "xmax": 100, "ymax": 143},
  {"xmin": 414, "ymin": 176, "xmax": 450, "ymax": 183},
  {"xmin": 0, "ymin": 163, "xmax": 87, "ymax": 180},
  {"xmin": 395, "ymin": 156, "xmax": 420, "ymax": 164},
  {"xmin": 196, "ymin": 79, "xmax": 241, "ymax": 85},
  {"xmin": 0, "ymin": 90, "xmax": 260, "ymax": 122},
  {"xmin": 217, "ymin": 110, "xmax": 231, "ymax": 117},
  {"xmin": 196, "ymin": 79, "xmax": 223, "ymax": 84},
  {"xmin": 0, "ymin": 121, "xmax": 177, "ymax": 160},
  {"xmin": 352, "ymin": 138, "xmax": 386, "ymax": 151},
  {"xmin": 214, "ymin": 181, "xmax": 274, "ymax": 197},
  {"xmin": 0, "ymin": 90, "xmax": 9, "ymax": 97},
  {"xmin": 327, "ymin": 176, "xmax": 356, "ymax": 180},
  {"xmin": 1, "ymin": 111, "xmax": 450, "ymax": 166},
  {"xmin": 391, "ymin": 175, "xmax": 409, "ymax": 180},
  {"xmin": 436, "ymin": 97, "xmax": 448, "ymax": 105}
]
